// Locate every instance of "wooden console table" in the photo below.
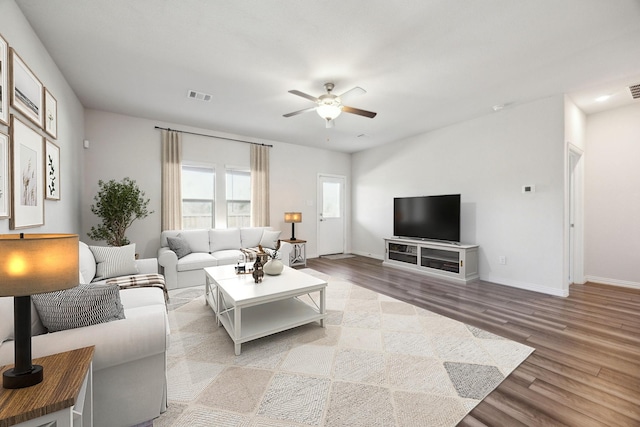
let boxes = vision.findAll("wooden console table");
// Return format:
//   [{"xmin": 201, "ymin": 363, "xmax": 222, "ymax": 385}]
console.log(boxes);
[{"xmin": 0, "ymin": 346, "xmax": 94, "ymax": 427}]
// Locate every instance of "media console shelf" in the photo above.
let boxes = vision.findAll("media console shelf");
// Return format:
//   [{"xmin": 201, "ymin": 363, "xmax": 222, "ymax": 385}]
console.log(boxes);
[{"xmin": 384, "ymin": 238, "xmax": 479, "ymax": 283}]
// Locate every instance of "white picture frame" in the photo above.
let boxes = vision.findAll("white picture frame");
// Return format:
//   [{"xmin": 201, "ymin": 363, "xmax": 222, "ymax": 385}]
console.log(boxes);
[
  {"xmin": 0, "ymin": 131, "xmax": 9, "ymax": 218},
  {"xmin": 44, "ymin": 87, "xmax": 58, "ymax": 139},
  {"xmin": 10, "ymin": 115, "xmax": 44, "ymax": 229},
  {"xmin": 45, "ymin": 139, "xmax": 60, "ymax": 200},
  {"xmin": 0, "ymin": 34, "xmax": 8, "ymax": 126},
  {"xmin": 10, "ymin": 48, "xmax": 44, "ymax": 129}
]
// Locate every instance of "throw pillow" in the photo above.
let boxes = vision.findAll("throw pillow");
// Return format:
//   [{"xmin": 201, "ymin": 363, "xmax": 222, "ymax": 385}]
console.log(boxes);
[
  {"xmin": 167, "ymin": 235, "xmax": 192, "ymax": 259},
  {"xmin": 259, "ymin": 230, "xmax": 281, "ymax": 249},
  {"xmin": 89, "ymin": 244, "xmax": 139, "ymax": 281},
  {"xmin": 32, "ymin": 284, "xmax": 126, "ymax": 333}
]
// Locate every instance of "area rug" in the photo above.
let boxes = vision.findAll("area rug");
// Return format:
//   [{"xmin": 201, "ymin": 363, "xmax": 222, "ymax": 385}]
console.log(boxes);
[{"xmin": 154, "ymin": 269, "xmax": 533, "ymax": 427}]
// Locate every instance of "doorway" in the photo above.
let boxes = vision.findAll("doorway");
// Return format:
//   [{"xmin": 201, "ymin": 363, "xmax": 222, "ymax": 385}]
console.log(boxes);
[
  {"xmin": 568, "ymin": 144, "xmax": 584, "ymax": 286},
  {"xmin": 317, "ymin": 174, "xmax": 346, "ymax": 256}
]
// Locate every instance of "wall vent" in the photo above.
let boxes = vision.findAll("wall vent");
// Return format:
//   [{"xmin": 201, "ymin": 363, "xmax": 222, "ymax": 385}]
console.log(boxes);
[
  {"xmin": 629, "ymin": 84, "xmax": 640, "ymax": 99},
  {"xmin": 187, "ymin": 90, "xmax": 212, "ymax": 102}
]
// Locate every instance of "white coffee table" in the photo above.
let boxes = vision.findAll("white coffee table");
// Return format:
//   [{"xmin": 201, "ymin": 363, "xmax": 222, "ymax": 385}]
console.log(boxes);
[{"xmin": 204, "ymin": 265, "xmax": 327, "ymax": 355}]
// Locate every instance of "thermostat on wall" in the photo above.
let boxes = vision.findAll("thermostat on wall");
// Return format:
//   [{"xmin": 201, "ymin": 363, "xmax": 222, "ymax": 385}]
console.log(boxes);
[{"xmin": 522, "ymin": 185, "xmax": 536, "ymax": 193}]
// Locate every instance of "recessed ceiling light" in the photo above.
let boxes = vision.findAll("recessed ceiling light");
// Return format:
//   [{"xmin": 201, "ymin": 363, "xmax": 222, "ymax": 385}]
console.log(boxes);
[{"xmin": 595, "ymin": 94, "xmax": 611, "ymax": 102}]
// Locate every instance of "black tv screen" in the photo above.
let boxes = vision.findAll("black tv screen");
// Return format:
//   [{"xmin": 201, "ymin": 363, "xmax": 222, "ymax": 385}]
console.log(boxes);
[{"xmin": 393, "ymin": 194, "xmax": 461, "ymax": 242}]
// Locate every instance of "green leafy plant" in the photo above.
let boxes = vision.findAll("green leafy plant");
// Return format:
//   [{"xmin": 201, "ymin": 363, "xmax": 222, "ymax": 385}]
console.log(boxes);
[{"xmin": 88, "ymin": 177, "xmax": 153, "ymax": 246}]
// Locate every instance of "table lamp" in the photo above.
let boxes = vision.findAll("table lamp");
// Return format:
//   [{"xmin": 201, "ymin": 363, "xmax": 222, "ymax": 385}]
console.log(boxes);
[
  {"xmin": 0, "ymin": 233, "xmax": 79, "ymax": 389},
  {"xmin": 284, "ymin": 212, "xmax": 302, "ymax": 241}
]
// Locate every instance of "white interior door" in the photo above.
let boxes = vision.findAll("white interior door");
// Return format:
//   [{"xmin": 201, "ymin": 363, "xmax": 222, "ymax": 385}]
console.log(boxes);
[{"xmin": 317, "ymin": 174, "xmax": 345, "ymax": 256}]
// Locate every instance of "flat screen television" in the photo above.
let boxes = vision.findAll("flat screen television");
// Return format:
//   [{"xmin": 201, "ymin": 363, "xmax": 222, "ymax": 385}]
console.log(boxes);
[{"xmin": 393, "ymin": 194, "xmax": 461, "ymax": 242}]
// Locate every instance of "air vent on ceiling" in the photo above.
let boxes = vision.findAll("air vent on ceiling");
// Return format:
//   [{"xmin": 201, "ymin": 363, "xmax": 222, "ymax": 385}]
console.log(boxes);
[
  {"xmin": 187, "ymin": 90, "xmax": 212, "ymax": 102},
  {"xmin": 629, "ymin": 84, "xmax": 640, "ymax": 100}
]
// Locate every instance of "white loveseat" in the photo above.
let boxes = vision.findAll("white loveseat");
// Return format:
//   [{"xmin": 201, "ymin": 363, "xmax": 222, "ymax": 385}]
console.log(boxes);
[
  {"xmin": 0, "ymin": 242, "xmax": 169, "ymax": 427},
  {"xmin": 158, "ymin": 227, "xmax": 292, "ymax": 289}
]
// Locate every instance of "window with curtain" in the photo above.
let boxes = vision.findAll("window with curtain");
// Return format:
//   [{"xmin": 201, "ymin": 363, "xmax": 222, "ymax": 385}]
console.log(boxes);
[
  {"xmin": 226, "ymin": 169, "xmax": 251, "ymax": 228},
  {"xmin": 181, "ymin": 165, "xmax": 215, "ymax": 229}
]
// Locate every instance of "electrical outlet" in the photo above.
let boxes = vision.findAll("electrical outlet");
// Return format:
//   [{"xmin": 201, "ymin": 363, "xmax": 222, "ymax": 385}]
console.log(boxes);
[{"xmin": 498, "ymin": 256, "xmax": 507, "ymax": 265}]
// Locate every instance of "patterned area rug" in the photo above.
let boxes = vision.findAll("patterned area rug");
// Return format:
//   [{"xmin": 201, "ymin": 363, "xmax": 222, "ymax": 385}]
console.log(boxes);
[{"xmin": 155, "ymin": 269, "xmax": 533, "ymax": 427}]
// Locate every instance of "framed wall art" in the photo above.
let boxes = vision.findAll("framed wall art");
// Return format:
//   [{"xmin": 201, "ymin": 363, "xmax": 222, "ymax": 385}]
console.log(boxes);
[
  {"xmin": 0, "ymin": 131, "xmax": 9, "ymax": 218},
  {"xmin": 10, "ymin": 115, "xmax": 44, "ymax": 229},
  {"xmin": 10, "ymin": 48, "xmax": 44, "ymax": 129},
  {"xmin": 44, "ymin": 88, "xmax": 58, "ymax": 139},
  {"xmin": 0, "ymin": 33, "xmax": 8, "ymax": 126},
  {"xmin": 45, "ymin": 139, "xmax": 60, "ymax": 200}
]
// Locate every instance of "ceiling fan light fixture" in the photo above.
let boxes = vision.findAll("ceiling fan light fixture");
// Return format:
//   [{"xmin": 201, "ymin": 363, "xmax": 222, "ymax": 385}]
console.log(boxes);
[{"xmin": 316, "ymin": 104, "xmax": 342, "ymax": 120}]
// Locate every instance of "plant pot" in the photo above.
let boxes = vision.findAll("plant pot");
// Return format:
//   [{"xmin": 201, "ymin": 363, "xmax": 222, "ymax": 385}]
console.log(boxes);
[{"xmin": 263, "ymin": 259, "xmax": 284, "ymax": 275}]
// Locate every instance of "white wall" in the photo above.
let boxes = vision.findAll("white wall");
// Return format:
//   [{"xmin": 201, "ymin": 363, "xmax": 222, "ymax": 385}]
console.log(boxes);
[
  {"xmin": 585, "ymin": 103, "xmax": 640, "ymax": 288},
  {"xmin": 0, "ymin": 0, "xmax": 85, "ymax": 236},
  {"xmin": 83, "ymin": 109, "xmax": 351, "ymax": 259},
  {"xmin": 351, "ymin": 96, "xmax": 568, "ymax": 296}
]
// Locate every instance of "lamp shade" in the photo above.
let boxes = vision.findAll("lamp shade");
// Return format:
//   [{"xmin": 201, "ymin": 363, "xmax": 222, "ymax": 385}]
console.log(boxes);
[
  {"xmin": 316, "ymin": 104, "xmax": 342, "ymax": 121},
  {"xmin": 0, "ymin": 234, "xmax": 79, "ymax": 297},
  {"xmin": 284, "ymin": 212, "xmax": 302, "ymax": 223}
]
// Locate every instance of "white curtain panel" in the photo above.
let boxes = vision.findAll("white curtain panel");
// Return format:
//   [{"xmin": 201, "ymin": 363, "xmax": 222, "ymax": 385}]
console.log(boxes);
[
  {"xmin": 250, "ymin": 144, "xmax": 270, "ymax": 226},
  {"xmin": 161, "ymin": 130, "xmax": 182, "ymax": 230}
]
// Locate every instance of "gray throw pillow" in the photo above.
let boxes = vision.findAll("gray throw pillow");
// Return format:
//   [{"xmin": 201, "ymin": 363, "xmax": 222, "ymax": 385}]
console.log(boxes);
[
  {"xmin": 89, "ymin": 244, "xmax": 139, "ymax": 281},
  {"xmin": 32, "ymin": 284, "xmax": 126, "ymax": 332},
  {"xmin": 167, "ymin": 236, "xmax": 192, "ymax": 259}
]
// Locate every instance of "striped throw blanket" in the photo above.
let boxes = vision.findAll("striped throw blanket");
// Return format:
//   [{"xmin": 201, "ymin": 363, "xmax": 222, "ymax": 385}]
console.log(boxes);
[{"xmin": 106, "ymin": 273, "xmax": 169, "ymax": 303}]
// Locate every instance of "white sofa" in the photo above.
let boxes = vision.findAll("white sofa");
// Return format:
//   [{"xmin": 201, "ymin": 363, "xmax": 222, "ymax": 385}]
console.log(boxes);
[
  {"xmin": 158, "ymin": 227, "xmax": 292, "ymax": 289},
  {"xmin": 0, "ymin": 242, "xmax": 169, "ymax": 427}
]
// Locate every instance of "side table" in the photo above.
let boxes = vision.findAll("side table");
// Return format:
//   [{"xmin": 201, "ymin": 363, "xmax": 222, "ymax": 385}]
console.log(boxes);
[
  {"xmin": 0, "ymin": 346, "xmax": 95, "ymax": 427},
  {"xmin": 283, "ymin": 239, "xmax": 306, "ymax": 267}
]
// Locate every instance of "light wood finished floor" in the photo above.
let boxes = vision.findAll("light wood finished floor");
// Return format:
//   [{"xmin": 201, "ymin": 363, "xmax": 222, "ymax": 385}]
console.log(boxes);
[{"xmin": 307, "ymin": 255, "xmax": 640, "ymax": 427}]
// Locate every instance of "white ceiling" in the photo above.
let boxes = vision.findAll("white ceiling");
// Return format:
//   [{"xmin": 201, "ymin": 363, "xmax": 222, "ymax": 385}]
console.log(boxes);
[{"xmin": 15, "ymin": 0, "xmax": 640, "ymax": 153}]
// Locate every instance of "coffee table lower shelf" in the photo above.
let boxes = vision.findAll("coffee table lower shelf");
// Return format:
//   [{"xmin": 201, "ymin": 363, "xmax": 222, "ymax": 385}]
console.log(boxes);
[{"xmin": 211, "ymin": 295, "xmax": 325, "ymax": 355}]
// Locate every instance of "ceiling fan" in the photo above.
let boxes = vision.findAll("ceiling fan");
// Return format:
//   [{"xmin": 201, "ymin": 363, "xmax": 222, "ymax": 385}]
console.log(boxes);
[{"xmin": 283, "ymin": 82, "xmax": 377, "ymax": 128}]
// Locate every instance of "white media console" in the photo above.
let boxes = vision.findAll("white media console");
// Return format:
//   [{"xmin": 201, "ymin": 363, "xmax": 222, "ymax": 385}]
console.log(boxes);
[{"xmin": 383, "ymin": 237, "xmax": 479, "ymax": 283}]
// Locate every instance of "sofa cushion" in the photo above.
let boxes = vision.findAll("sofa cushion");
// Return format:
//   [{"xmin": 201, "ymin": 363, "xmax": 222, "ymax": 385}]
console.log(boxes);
[
  {"xmin": 209, "ymin": 228, "xmax": 241, "ymax": 252},
  {"xmin": 0, "ymin": 297, "xmax": 12, "ymax": 343},
  {"xmin": 175, "ymin": 229, "xmax": 210, "ymax": 253},
  {"xmin": 167, "ymin": 235, "xmax": 192, "ymax": 259},
  {"xmin": 240, "ymin": 227, "xmax": 266, "ymax": 248},
  {"xmin": 259, "ymin": 230, "xmax": 281, "ymax": 249},
  {"xmin": 176, "ymin": 252, "xmax": 218, "ymax": 272},
  {"xmin": 89, "ymin": 244, "xmax": 139, "ymax": 281},
  {"xmin": 212, "ymin": 249, "xmax": 244, "ymax": 265},
  {"xmin": 32, "ymin": 284, "xmax": 126, "ymax": 333},
  {"xmin": 79, "ymin": 241, "xmax": 97, "ymax": 284}
]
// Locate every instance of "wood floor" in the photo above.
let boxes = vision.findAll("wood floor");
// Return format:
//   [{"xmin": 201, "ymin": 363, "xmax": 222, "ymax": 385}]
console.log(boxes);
[{"xmin": 306, "ymin": 255, "xmax": 640, "ymax": 427}]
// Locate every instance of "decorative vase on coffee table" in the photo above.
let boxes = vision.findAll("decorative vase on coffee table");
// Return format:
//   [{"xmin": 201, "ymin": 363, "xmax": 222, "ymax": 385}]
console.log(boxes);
[{"xmin": 263, "ymin": 258, "xmax": 284, "ymax": 275}]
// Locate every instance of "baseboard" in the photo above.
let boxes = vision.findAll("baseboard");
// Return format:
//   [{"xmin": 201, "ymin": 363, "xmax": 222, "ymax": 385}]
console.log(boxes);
[
  {"xmin": 350, "ymin": 250, "xmax": 384, "ymax": 260},
  {"xmin": 584, "ymin": 275, "xmax": 640, "ymax": 290},
  {"xmin": 480, "ymin": 274, "xmax": 569, "ymax": 297}
]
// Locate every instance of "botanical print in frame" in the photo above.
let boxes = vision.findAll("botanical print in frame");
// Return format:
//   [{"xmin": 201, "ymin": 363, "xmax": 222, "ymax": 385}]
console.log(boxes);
[
  {"xmin": 0, "ymin": 131, "xmax": 9, "ymax": 218},
  {"xmin": 10, "ymin": 48, "xmax": 44, "ymax": 129},
  {"xmin": 45, "ymin": 139, "xmax": 60, "ymax": 200},
  {"xmin": 10, "ymin": 115, "xmax": 44, "ymax": 229},
  {"xmin": 0, "ymin": 34, "xmax": 8, "ymax": 126},
  {"xmin": 44, "ymin": 88, "xmax": 58, "ymax": 139}
]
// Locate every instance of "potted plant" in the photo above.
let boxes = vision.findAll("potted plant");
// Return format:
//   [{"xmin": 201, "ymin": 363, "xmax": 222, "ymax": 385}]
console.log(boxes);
[{"xmin": 88, "ymin": 177, "xmax": 153, "ymax": 246}]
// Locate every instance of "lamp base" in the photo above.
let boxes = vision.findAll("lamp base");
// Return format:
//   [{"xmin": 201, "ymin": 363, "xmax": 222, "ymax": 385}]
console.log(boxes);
[{"xmin": 3, "ymin": 364, "xmax": 43, "ymax": 389}]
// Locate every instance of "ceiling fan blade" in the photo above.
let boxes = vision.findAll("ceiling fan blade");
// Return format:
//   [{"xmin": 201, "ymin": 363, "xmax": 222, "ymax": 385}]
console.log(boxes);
[
  {"xmin": 325, "ymin": 118, "xmax": 334, "ymax": 129},
  {"xmin": 338, "ymin": 86, "xmax": 366, "ymax": 101},
  {"xmin": 288, "ymin": 90, "xmax": 319, "ymax": 102},
  {"xmin": 283, "ymin": 106, "xmax": 317, "ymax": 117},
  {"xmin": 342, "ymin": 105, "xmax": 377, "ymax": 118}
]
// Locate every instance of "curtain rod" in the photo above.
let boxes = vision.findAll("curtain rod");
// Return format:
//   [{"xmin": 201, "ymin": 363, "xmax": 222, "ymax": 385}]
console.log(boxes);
[{"xmin": 155, "ymin": 126, "xmax": 273, "ymax": 147}]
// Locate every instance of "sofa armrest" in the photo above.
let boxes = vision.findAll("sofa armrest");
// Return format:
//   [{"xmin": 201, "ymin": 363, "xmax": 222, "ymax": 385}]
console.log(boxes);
[
  {"xmin": 157, "ymin": 247, "xmax": 178, "ymax": 289},
  {"xmin": 136, "ymin": 257, "xmax": 159, "ymax": 274},
  {"xmin": 279, "ymin": 240, "xmax": 292, "ymax": 267}
]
